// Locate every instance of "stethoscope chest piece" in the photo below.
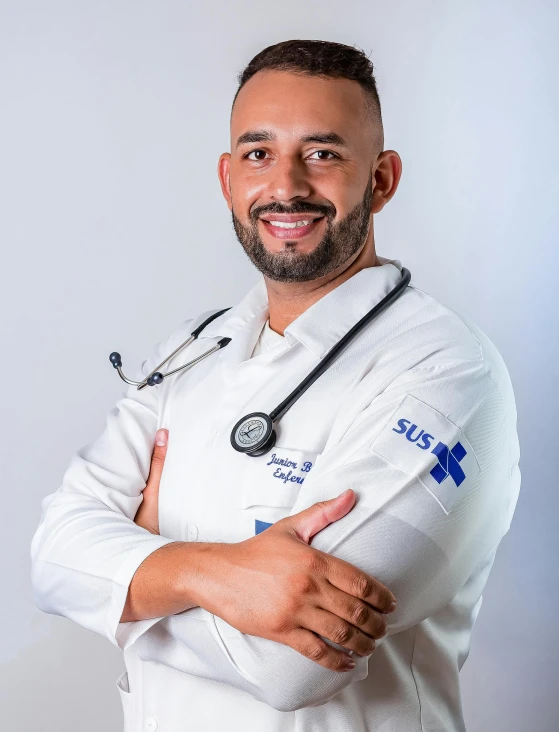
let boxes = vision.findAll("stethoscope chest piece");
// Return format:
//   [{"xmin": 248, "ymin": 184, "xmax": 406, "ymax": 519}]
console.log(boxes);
[{"xmin": 230, "ymin": 412, "xmax": 277, "ymax": 457}]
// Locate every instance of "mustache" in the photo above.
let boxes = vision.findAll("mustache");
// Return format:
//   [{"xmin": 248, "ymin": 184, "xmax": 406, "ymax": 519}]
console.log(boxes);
[{"xmin": 250, "ymin": 203, "xmax": 334, "ymax": 221}]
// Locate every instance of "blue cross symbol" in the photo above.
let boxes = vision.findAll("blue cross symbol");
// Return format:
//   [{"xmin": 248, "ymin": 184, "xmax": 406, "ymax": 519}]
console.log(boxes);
[
  {"xmin": 429, "ymin": 441, "xmax": 467, "ymax": 487},
  {"xmin": 255, "ymin": 519, "xmax": 273, "ymax": 535}
]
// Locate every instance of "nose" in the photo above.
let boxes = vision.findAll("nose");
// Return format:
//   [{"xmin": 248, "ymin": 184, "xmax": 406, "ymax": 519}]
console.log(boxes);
[{"xmin": 267, "ymin": 155, "xmax": 312, "ymax": 202}]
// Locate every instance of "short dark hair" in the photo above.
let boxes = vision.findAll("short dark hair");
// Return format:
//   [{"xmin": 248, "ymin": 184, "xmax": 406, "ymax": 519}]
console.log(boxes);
[{"xmin": 232, "ymin": 39, "xmax": 384, "ymax": 151}]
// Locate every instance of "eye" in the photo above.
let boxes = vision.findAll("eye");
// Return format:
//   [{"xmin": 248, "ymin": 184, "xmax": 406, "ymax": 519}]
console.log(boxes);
[
  {"xmin": 244, "ymin": 149, "xmax": 268, "ymax": 161},
  {"xmin": 309, "ymin": 150, "xmax": 338, "ymax": 160}
]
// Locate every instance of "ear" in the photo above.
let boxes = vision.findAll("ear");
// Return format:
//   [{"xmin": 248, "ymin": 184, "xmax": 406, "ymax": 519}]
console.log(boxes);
[
  {"xmin": 217, "ymin": 153, "xmax": 232, "ymax": 211},
  {"xmin": 371, "ymin": 150, "xmax": 403, "ymax": 214}
]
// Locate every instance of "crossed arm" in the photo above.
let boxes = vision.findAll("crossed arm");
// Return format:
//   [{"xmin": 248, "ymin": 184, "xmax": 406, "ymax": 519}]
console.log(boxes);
[{"xmin": 30, "ymin": 332, "xmax": 515, "ymax": 711}]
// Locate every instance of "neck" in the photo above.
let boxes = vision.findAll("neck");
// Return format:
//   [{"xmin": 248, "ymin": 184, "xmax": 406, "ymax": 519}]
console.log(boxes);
[{"xmin": 264, "ymin": 229, "xmax": 379, "ymax": 335}]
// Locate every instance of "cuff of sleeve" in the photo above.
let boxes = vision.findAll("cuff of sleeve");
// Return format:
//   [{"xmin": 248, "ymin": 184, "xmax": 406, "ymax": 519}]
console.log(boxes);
[{"xmin": 107, "ymin": 535, "xmax": 178, "ymax": 650}]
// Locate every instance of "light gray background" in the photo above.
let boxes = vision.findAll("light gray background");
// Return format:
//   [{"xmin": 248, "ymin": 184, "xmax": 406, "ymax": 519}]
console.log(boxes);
[{"xmin": 1, "ymin": 1, "xmax": 557, "ymax": 730}]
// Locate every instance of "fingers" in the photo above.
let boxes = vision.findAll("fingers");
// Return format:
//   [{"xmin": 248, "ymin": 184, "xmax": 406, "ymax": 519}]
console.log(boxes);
[
  {"xmin": 314, "ymin": 582, "xmax": 388, "ymax": 645},
  {"xmin": 286, "ymin": 489, "xmax": 357, "ymax": 544},
  {"xmin": 284, "ymin": 628, "xmax": 357, "ymax": 673},
  {"xmin": 301, "ymin": 606, "xmax": 378, "ymax": 658},
  {"xmin": 323, "ymin": 553, "xmax": 396, "ymax": 614}
]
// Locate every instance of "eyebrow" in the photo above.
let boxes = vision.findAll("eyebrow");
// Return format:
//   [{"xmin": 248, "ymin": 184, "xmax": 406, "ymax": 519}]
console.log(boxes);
[{"xmin": 235, "ymin": 130, "xmax": 348, "ymax": 149}]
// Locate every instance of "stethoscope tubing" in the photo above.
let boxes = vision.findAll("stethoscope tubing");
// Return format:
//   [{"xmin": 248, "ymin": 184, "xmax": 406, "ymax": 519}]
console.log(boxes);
[
  {"xmin": 110, "ymin": 267, "xmax": 411, "ymax": 456},
  {"xmin": 126, "ymin": 307, "xmax": 232, "ymax": 390},
  {"xmin": 269, "ymin": 267, "xmax": 411, "ymax": 421}
]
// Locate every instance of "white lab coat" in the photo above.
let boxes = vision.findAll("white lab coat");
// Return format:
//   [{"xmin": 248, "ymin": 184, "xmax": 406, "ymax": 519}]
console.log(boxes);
[{"xmin": 30, "ymin": 257, "xmax": 521, "ymax": 732}]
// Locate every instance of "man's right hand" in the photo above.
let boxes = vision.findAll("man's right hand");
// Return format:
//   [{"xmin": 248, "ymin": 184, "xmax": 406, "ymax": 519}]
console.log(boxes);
[{"xmin": 188, "ymin": 489, "xmax": 396, "ymax": 672}]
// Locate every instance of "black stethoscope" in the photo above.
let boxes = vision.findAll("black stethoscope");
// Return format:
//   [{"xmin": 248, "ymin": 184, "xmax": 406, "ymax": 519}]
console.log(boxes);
[{"xmin": 110, "ymin": 267, "xmax": 411, "ymax": 457}]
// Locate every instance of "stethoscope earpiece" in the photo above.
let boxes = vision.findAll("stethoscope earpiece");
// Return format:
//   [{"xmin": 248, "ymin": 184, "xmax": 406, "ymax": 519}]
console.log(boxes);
[
  {"xmin": 108, "ymin": 308, "xmax": 233, "ymax": 389},
  {"xmin": 109, "ymin": 352, "xmax": 122, "ymax": 369},
  {"xmin": 146, "ymin": 372, "xmax": 164, "ymax": 386}
]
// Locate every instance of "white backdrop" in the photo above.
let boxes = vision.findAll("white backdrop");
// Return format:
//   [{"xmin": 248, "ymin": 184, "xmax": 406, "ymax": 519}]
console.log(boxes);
[{"xmin": 1, "ymin": 1, "xmax": 557, "ymax": 729}]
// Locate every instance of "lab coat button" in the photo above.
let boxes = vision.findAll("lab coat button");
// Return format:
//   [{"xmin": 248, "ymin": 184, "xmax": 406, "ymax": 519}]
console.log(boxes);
[
  {"xmin": 145, "ymin": 717, "xmax": 158, "ymax": 732},
  {"xmin": 188, "ymin": 524, "xmax": 198, "ymax": 541}
]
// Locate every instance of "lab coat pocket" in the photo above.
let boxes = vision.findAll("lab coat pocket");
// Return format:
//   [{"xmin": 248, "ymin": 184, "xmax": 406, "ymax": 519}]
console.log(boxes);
[
  {"xmin": 239, "ymin": 446, "xmax": 320, "ymax": 509},
  {"xmin": 116, "ymin": 670, "xmax": 134, "ymax": 732}
]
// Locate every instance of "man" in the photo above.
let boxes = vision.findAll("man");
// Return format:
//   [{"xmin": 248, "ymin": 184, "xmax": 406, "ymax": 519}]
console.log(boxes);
[{"xmin": 31, "ymin": 39, "xmax": 520, "ymax": 731}]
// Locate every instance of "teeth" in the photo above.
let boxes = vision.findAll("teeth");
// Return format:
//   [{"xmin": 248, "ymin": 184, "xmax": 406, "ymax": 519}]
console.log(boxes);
[{"xmin": 266, "ymin": 219, "xmax": 313, "ymax": 229}]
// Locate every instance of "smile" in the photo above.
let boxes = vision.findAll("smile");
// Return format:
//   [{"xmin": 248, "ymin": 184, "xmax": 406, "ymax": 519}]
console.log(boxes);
[{"xmin": 260, "ymin": 217, "xmax": 325, "ymax": 240}]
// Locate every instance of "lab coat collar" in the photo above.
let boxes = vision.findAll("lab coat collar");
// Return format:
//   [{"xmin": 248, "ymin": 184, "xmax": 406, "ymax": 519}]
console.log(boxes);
[
  {"xmin": 198, "ymin": 255, "xmax": 403, "ymax": 360},
  {"xmin": 284, "ymin": 256, "xmax": 403, "ymax": 359}
]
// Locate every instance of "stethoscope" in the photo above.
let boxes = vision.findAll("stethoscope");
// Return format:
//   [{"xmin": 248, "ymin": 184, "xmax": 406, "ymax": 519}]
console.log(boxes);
[{"xmin": 109, "ymin": 267, "xmax": 411, "ymax": 457}]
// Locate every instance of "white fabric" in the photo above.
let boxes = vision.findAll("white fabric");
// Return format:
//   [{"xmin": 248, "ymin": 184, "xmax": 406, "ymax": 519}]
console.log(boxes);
[
  {"xmin": 251, "ymin": 318, "xmax": 286, "ymax": 358},
  {"xmin": 30, "ymin": 256, "xmax": 521, "ymax": 731}
]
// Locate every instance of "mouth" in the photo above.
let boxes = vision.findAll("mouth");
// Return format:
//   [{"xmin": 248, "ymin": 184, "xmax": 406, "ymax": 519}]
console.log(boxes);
[{"xmin": 259, "ymin": 216, "xmax": 326, "ymax": 240}]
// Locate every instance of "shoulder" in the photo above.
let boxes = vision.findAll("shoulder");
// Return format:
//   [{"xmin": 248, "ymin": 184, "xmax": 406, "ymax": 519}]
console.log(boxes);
[
  {"xmin": 378, "ymin": 287, "xmax": 519, "ymax": 485},
  {"xmin": 337, "ymin": 284, "xmax": 518, "ymax": 470},
  {"xmin": 389, "ymin": 284, "xmax": 516, "ymax": 408}
]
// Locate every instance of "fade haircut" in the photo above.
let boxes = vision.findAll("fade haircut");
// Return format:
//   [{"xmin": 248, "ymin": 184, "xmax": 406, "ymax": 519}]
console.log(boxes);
[{"xmin": 231, "ymin": 39, "xmax": 384, "ymax": 152}]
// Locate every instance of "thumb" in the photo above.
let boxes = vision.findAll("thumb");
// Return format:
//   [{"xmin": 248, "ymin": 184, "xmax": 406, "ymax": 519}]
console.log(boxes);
[
  {"xmin": 284, "ymin": 489, "xmax": 356, "ymax": 544},
  {"xmin": 146, "ymin": 428, "xmax": 168, "ymax": 487}
]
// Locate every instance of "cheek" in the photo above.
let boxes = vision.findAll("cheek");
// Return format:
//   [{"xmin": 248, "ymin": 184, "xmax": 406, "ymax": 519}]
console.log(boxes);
[
  {"xmin": 231, "ymin": 183, "xmax": 265, "ymax": 220},
  {"xmin": 310, "ymin": 173, "xmax": 358, "ymax": 215},
  {"xmin": 229, "ymin": 162, "xmax": 263, "ymax": 199}
]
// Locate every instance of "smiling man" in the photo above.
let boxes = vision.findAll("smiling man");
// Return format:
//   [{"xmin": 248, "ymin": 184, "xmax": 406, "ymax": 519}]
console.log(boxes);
[
  {"xmin": 31, "ymin": 40, "xmax": 520, "ymax": 732},
  {"xmin": 227, "ymin": 57, "xmax": 394, "ymax": 330}
]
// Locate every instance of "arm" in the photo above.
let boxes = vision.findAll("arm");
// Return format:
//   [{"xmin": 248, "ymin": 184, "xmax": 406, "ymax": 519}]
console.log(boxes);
[
  {"xmin": 30, "ymin": 312, "xmax": 394, "ymax": 670},
  {"xmin": 126, "ymin": 358, "xmax": 521, "ymax": 711},
  {"xmin": 29, "ymin": 317, "xmax": 204, "ymax": 650}
]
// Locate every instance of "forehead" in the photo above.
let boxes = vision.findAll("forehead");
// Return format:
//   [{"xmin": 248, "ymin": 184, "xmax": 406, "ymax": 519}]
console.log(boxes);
[{"xmin": 231, "ymin": 70, "xmax": 370, "ymax": 149}]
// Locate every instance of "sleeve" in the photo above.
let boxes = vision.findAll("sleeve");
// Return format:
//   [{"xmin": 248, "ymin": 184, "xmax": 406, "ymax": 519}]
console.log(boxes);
[
  {"xmin": 127, "ymin": 357, "xmax": 521, "ymax": 711},
  {"xmin": 29, "ymin": 321, "xmax": 196, "ymax": 651}
]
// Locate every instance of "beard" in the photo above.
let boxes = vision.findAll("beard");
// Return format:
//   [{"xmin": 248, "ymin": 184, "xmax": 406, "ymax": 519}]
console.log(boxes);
[{"xmin": 231, "ymin": 171, "xmax": 373, "ymax": 283}]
